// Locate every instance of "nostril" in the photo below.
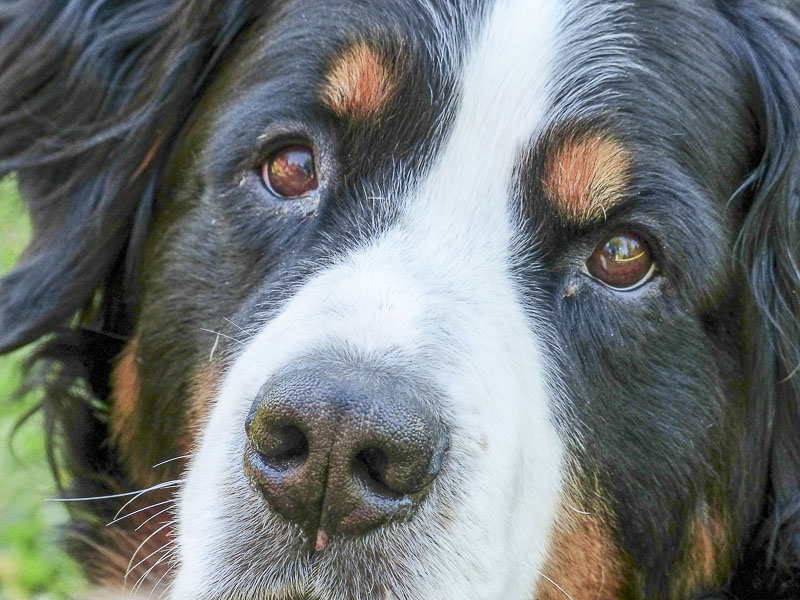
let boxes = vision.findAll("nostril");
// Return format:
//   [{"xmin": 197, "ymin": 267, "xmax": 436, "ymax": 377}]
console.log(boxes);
[
  {"xmin": 353, "ymin": 447, "xmax": 405, "ymax": 500},
  {"xmin": 245, "ymin": 367, "xmax": 448, "ymax": 538},
  {"xmin": 256, "ymin": 424, "xmax": 309, "ymax": 471}
]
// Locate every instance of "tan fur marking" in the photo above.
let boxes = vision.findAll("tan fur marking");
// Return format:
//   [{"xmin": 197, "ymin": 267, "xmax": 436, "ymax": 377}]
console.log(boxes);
[
  {"xmin": 188, "ymin": 360, "xmax": 225, "ymax": 435},
  {"xmin": 110, "ymin": 335, "xmax": 149, "ymax": 483},
  {"xmin": 672, "ymin": 504, "xmax": 730, "ymax": 599},
  {"xmin": 536, "ymin": 501, "xmax": 623, "ymax": 600},
  {"xmin": 543, "ymin": 133, "xmax": 631, "ymax": 225},
  {"xmin": 321, "ymin": 42, "xmax": 396, "ymax": 120}
]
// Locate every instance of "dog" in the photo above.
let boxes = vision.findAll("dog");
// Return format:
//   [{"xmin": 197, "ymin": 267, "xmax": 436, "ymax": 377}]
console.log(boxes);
[{"xmin": 1, "ymin": 0, "xmax": 800, "ymax": 598}]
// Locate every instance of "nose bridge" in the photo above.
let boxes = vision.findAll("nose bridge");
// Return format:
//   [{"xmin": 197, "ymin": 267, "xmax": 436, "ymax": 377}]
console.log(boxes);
[{"xmin": 303, "ymin": 247, "xmax": 433, "ymax": 357}]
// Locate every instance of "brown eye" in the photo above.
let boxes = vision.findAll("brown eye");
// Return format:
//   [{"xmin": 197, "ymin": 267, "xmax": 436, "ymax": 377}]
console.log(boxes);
[
  {"xmin": 262, "ymin": 145, "xmax": 318, "ymax": 198},
  {"xmin": 586, "ymin": 232, "xmax": 655, "ymax": 290}
]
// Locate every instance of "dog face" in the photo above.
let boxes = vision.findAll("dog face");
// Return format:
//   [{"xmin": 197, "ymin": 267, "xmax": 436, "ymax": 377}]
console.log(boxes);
[{"xmin": 2, "ymin": 1, "xmax": 800, "ymax": 599}]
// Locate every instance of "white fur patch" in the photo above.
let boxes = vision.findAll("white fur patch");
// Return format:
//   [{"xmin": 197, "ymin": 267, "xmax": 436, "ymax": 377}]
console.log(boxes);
[{"xmin": 173, "ymin": 0, "xmax": 566, "ymax": 598}]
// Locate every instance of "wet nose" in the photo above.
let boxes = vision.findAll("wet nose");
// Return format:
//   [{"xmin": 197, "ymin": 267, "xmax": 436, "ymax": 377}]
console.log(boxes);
[{"xmin": 244, "ymin": 367, "xmax": 447, "ymax": 545}]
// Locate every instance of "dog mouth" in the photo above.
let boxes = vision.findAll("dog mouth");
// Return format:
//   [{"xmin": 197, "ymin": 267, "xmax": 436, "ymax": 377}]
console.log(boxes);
[{"xmin": 201, "ymin": 516, "xmax": 420, "ymax": 600}]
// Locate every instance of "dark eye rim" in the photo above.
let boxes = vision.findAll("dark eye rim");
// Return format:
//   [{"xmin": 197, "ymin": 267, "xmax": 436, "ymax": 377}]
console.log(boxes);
[
  {"xmin": 582, "ymin": 230, "xmax": 659, "ymax": 292},
  {"xmin": 260, "ymin": 142, "xmax": 319, "ymax": 199}
]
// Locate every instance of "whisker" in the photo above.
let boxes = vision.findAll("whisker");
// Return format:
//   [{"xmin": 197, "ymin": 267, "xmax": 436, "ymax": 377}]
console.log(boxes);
[
  {"xmin": 567, "ymin": 505, "xmax": 591, "ymax": 516},
  {"xmin": 135, "ymin": 504, "xmax": 176, "ymax": 532},
  {"xmin": 152, "ymin": 455, "xmax": 191, "ymax": 469},
  {"xmin": 125, "ymin": 521, "xmax": 174, "ymax": 585},
  {"xmin": 107, "ymin": 499, "xmax": 173, "ymax": 527},
  {"xmin": 200, "ymin": 328, "xmax": 244, "ymax": 345},
  {"xmin": 533, "ymin": 568, "xmax": 575, "ymax": 600},
  {"xmin": 47, "ymin": 480, "xmax": 179, "ymax": 504},
  {"xmin": 112, "ymin": 480, "xmax": 180, "ymax": 522},
  {"xmin": 510, "ymin": 557, "xmax": 575, "ymax": 600},
  {"xmin": 132, "ymin": 548, "xmax": 176, "ymax": 596},
  {"xmin": 209, "ymin": 331, "xmax": 220, "ymax": 360},
  {"xmin": 222, "ymin": 316, "xmax": 251, "ymax": 336},
  {"xmin": 150, "ymin": 564, "xmax": 176, "ymax": 600},
  {"xmin": 132, "ymin": 544, "xmax": 176, "ymax": 595}
]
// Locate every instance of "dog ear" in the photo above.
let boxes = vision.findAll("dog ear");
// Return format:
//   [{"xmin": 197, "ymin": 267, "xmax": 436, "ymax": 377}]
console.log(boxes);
[
  {"xmin": 725, "ymin": 1, "xmax": 800, "ymax": 572},
  {"xmin": 0, "ymin": 1, "xmax": 259, "ymax": 353}
]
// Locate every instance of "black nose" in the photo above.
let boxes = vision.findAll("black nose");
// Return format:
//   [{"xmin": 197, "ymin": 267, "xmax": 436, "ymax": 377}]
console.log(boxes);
[{"xmin": 244, "ymin": 367, "xmax": 447, "ymax": 545}]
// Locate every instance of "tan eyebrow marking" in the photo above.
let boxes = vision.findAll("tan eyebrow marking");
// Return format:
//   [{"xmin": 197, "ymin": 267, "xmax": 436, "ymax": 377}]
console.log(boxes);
[
  {"xmin": 542, "ymin": 132, "xmax": 632, "ymax": 225},
  {"xmin": 320, "ymin": 41, "xmax": 397, "ymax": 120}
]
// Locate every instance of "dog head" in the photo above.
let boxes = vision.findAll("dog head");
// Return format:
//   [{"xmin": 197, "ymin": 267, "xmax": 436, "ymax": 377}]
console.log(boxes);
[{"xmin": 2, "ymin": 1, "xmax": 800, "ymax": 598}]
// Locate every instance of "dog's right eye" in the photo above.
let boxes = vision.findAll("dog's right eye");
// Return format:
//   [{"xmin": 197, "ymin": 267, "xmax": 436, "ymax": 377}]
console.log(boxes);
[
  {"xmin": 585, "ymin": 232, "xmax": 655, "ymax": 291},
  {"xmin": 261, "ymin": 145, "xmax": 318, "ymax": 198}
]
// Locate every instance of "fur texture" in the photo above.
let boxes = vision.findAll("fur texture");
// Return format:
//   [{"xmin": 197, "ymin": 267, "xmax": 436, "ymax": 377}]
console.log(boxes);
[{"xmin": 2, "ymin": 1, "xmax": 800, "ymax": 598}]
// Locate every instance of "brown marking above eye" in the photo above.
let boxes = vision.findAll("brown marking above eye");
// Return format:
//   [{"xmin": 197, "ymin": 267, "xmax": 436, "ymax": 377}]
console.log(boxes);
[
  {"xmin": 543, "ymin": 131, "xmax": 631, "ymax": 225},
  {"xmin": 320, "ymin": 41, "xmax": 397, "ymax": 120}
]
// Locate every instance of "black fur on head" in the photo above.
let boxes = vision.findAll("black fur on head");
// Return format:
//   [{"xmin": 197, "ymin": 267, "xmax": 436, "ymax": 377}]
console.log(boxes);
[
  {"xmin": 0, "ymin": 0, "xmax": 262, "ymax": 352},
  {"xmin": 0, "ymin": 0, "xmax": 262, "ymax": 574},
  {"xmin": 718, "ymin": 1, "xmax": 800, "ymax": 594}
]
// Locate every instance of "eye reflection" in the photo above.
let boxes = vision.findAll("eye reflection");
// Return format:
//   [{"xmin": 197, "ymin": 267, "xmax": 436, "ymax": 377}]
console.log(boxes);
[
  {"xmin": 586, "ymin": 232, "xmax": 654, "ymax": 290},
  {"xmin": 262, "ymin": 145, "xmax": 318, "ymax": 198}
]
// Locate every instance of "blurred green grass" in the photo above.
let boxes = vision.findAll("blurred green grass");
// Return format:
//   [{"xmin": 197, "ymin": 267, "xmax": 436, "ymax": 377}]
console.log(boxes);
[{"xmin": 0, "ymin": 176, "xmax": 87, "ymax": 599}]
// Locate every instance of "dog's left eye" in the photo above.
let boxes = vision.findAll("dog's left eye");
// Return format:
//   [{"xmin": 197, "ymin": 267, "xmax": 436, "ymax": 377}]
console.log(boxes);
[
  {"xmin": 585, "ymin": 232, "xmax": 655, "ymax": 290},
  {"xmin": 261, "ymin": 145, "xmax": 318, "ymax": 198}
]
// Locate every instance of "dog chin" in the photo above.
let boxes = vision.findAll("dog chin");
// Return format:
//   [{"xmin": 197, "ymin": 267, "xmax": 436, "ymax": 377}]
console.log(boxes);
[{"xmin": 171, "ymin": 523, "xmax": 427, "ymax": 600}]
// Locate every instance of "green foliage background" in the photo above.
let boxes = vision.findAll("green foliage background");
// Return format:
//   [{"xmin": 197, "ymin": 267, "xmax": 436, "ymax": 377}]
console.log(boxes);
[{"xmin": 0, "ymin": 177, "xmax": 87, "ymax": 599}]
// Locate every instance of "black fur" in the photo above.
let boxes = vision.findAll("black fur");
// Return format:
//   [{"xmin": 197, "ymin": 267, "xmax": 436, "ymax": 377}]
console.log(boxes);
[
  {"xmin": 0, "ymin": 0, "xmax": 264, "ymax": 575},
  {"xmin": 0, "ymin": 0, "xmax": 261, "ymax": 352},
  {"xmin": 723, "ymin": 2, "xmax": 800, "ymax": 592}
]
